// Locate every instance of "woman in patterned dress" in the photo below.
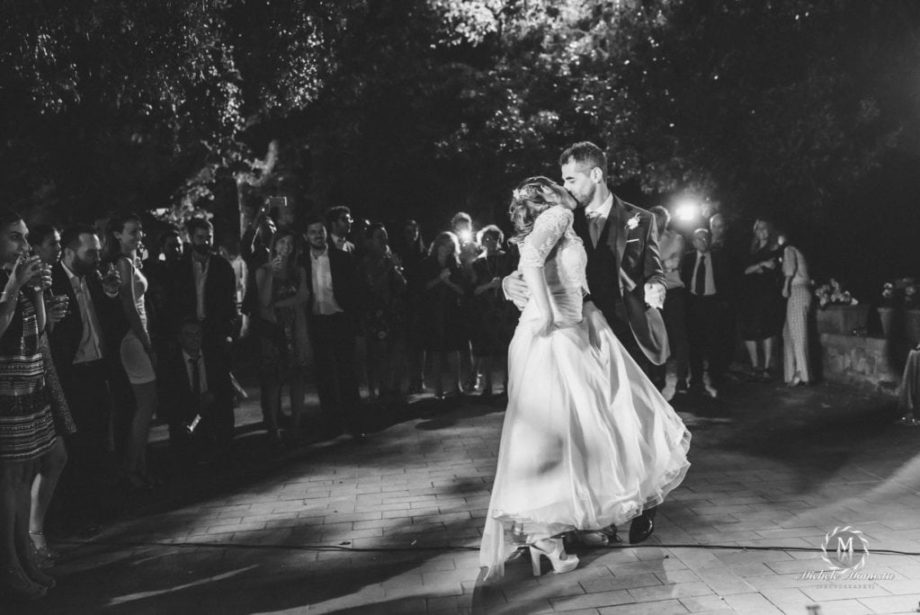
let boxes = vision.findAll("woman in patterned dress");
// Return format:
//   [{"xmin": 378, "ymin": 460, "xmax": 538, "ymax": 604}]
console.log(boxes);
[
  {"xmin": 0, "ymin": 209, "xmax": 58, "ymax": 600},
  {"xmin": 778, "ymin": 231, "xmax": 813, "ymax": 385}
]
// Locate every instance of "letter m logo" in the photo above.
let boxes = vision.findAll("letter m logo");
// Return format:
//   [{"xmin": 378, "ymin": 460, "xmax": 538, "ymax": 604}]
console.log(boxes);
[{"xmin": 836, "ymin": 536, "xmax": 854, "ymax": 559}]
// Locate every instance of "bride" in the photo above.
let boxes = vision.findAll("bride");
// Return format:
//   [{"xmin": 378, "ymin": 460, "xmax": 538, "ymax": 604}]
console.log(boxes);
[{"xmin": 480, "ymin": 176, "xmax": 691, "ymax": 580}]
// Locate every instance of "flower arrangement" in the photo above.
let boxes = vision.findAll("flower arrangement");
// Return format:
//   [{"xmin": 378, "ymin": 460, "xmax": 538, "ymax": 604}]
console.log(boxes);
[
  {"xmin": 814, "ymin": 279, "xmax": 859, "ymax": 309},
  {"xmin": 881, "ymin": 277, "xmax": 918, "ymax": 308}
]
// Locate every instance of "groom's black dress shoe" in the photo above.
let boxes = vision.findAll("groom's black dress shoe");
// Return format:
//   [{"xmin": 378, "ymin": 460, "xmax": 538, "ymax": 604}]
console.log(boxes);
[{"xmin": 629, "ymin": 507, "xmax": 657, "ymax": 544}]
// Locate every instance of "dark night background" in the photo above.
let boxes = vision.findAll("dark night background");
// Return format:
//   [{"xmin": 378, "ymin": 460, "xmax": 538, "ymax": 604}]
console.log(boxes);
[{"xmin": 2, "ymin": 0, "xmax": 920, "ymax": 300}]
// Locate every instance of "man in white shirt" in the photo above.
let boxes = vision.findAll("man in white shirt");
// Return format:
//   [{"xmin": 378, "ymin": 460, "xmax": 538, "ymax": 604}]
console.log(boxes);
[
  {"xmin": 49, "ymin": 225, "xmax": 121, "ymax": 530},
  {"xmin": 681, "ymin": 229, "xmax": 732, "ymax": 398},
  {"xmin": 166, "ymin": 218, "xmax": 238, "ymax": 353},
  {"xmin": 303, "ymin": 215, "xmax": 364, "ymax": 440}
]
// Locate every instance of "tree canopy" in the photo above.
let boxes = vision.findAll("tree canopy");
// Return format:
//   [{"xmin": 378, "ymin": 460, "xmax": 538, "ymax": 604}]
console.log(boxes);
[{"xmin": 3, "ymin": 0, "xmax": 920, "ymax": 290}]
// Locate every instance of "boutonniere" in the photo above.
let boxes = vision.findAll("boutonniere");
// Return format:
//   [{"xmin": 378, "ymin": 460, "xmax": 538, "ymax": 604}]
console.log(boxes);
[{"xmin": 626, "ymin": 214, "xmax": 640, "ymax": 231}]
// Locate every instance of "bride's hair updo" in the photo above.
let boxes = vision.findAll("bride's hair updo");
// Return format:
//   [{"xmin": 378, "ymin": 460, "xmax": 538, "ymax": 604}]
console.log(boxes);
[{"xmin": 508, "ymin": 176, "xmax": 570, "ymax": 240}]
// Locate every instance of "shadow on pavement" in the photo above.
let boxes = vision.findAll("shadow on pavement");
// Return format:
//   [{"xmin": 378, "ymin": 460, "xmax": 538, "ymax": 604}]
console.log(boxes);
[{"xmin": 20, "ymin": 397, "xmax": 504, "ymax": 614}]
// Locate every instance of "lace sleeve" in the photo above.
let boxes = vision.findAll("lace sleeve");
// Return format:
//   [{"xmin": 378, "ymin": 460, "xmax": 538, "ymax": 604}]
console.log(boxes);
[{"xmin": 518, "ymin": 206, "xmax": 573, "ymax": 268}]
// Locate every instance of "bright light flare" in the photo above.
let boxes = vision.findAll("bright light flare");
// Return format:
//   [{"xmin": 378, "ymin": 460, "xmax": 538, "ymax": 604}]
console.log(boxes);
[
  {"xmin": 674, "ymin": 199, "xmax": 701, "ymax": 223},
  {"xmin": 457, "ymin": 229, "xmax": 473, "ymax": 244}
]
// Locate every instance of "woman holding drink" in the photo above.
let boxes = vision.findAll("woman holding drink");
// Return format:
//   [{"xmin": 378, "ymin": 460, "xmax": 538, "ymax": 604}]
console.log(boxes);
[{"xmin": 0, "ymin": 208, "xmax": 59, "ymax": 600}]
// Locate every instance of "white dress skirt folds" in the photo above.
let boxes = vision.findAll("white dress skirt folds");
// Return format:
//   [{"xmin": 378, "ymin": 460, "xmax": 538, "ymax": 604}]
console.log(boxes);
[{"xmin": 480, "ymin": 205, "xmax": 691, "ymax": 580}]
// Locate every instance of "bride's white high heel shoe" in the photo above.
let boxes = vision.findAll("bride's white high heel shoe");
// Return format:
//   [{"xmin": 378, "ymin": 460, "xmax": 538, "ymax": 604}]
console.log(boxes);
[{"xmin": 529, "ymin": 538, "xmax": 579, "ymax": 576}]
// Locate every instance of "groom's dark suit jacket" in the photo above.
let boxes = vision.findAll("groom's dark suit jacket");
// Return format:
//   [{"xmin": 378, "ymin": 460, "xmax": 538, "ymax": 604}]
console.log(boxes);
[{"xmin": 573, "ymin": 194, "xmax": 669, "ymax": 365}]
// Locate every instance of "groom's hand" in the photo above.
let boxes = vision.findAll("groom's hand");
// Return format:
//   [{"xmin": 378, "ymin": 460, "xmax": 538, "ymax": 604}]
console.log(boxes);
[
  {"xmin": 644, "ymin": 282, "xmax": 666, "ymax": 310},
  {"xmin": 502, "ymin": 272, "xmax": 529, "ymax": 311}
]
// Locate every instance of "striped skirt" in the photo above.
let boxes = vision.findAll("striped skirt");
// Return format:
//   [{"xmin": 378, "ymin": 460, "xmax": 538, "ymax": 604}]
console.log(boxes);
[{"xmin": 0, "ymin": 352, "xmax": 56, "ymax": 462}]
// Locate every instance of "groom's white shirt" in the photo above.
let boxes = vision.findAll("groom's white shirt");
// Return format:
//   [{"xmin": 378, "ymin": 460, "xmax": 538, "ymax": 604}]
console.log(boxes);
[{"xmin": 584, "ymin": 194, "xmax": 614, "ymax": 224}]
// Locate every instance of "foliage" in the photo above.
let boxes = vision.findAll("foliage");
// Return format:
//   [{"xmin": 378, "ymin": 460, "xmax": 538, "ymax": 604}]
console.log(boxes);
[
  {"xmin": 1, "ymin": 0, "xmax": 920, "ymax": 245},
  {"xmin": 436, "ymin": 0, "xmax": 920, "ymax": 223},
  {"xmin": 0, "ymin": 0, "xmax": 330, "ymax": 223}
]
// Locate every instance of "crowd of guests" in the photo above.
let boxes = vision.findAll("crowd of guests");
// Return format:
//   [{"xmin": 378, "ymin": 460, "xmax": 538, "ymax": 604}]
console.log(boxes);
[
  {"xmin": 0, "ymin": 200, "xmax": 526, "ymax": 600},
  {"xmin": 651, "ymin": 209, "xmax": 813, "ymax": 400},
  {"xmin": 0, "ymin": 208, "xmax": 246, "ymax": 600},
  {"xmin": 0, "ymin": 193, "xmax": 814, "ymax": 600},
  {"xmin": 239, "ymin": 203, "xmax": 520, "ymax": 424}
]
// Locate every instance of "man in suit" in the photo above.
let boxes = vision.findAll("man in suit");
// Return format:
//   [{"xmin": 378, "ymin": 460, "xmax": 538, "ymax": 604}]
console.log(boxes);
[
  {"xmin": 503, "ymin": 141, "xmax": 667, "ymax": 545},
  {"xmin": 302, "ymin": 214, "xmax": 365, "ymax": 440},
  {"xmin": 560, "ymin": 142, "xmax": 668, "ymax": 369},
  {"xmin": 681, "ymin": 229, "xmax": 734, "ymax": 398},
  {"xmin": 165, "ymin": 218, "xmax": 239, "ymax": 353},
  {"xmin": 160, "ymin": 318, "xmax": 234, "ymax": 465},
  {"xmin": 49, "ymin": 225, "xmax": 121, "ymax": 528},
  {"xmin": 326, "ymin": 206, "xmax": 355, "ymax": 253}
]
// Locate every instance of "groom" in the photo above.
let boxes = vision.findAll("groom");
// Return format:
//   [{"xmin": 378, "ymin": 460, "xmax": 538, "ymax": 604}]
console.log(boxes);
[{"xmin": 503, "ymin": 141, "xmax": 669, "ymax": 544}]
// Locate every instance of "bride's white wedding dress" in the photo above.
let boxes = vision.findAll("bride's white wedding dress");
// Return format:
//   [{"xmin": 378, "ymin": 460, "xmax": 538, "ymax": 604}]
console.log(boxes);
[{"xmin": 480, "ymin": 204, "xmax": 691, "ymax": 580}]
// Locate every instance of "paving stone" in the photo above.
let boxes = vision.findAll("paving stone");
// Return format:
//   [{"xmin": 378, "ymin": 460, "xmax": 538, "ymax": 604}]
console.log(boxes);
[
  {"xmin": 598, "ymin": 599, "xmax": 691, "ymax": 614},
  {"xmin": 857, "ymin": 592, "xmax": 920, "ymax": 613},
  {"xmin": 627, "ymin": 581, "xmax": 715, "ymax": 603},
  {"xmin": 551, "ymin": 589, "xmax": 633, "ymax": 611},
  {"xmin": 721, "ymin": 592, "xmax": 784, "ymax": 613}
]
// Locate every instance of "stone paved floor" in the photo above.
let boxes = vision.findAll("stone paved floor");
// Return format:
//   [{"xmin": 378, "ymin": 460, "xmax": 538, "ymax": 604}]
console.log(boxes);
[{"xmin": 19, "ymin": 375, "xmax": 920, "ymax": 614}]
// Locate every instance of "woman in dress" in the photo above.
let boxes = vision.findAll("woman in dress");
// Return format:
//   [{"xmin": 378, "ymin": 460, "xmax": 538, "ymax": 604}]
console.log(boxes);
[
  {"xmin": 740, "ymin": 219, "xmax": 785, "ymax": 379},
  {"xmin": 421, "ymin": 232, "xmax": 467, "ymax": 399},
  {"xmin": 105, "ymin": 213, "xmax": 158, "ymax": 489},
  {"xmin": 480, "ymin": 178, "xmax": 691, "ymax": 580},
  {"xmin": 358, "ymin": 223, "xmax": 408, "ymax": 403},
  {"xmin": 471, "ymin": 225, "xmax": 516, "ymax": 398},
  {"xmin": 0, "ymin": 209, "xmax": 58, "ymax": 599},
  {"xmin": 778, "ymin": 231, "xmax": 812, "ymax": 386},
  {"xmin": 256, "ymin": 229, "xmax": 310, "ymax": 443}
]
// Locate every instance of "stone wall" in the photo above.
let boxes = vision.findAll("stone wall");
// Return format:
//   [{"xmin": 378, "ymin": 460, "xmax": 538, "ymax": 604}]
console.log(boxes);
[{"xmin": 819, "ymin": 333, "xmax": 903, "ymax": 395}]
